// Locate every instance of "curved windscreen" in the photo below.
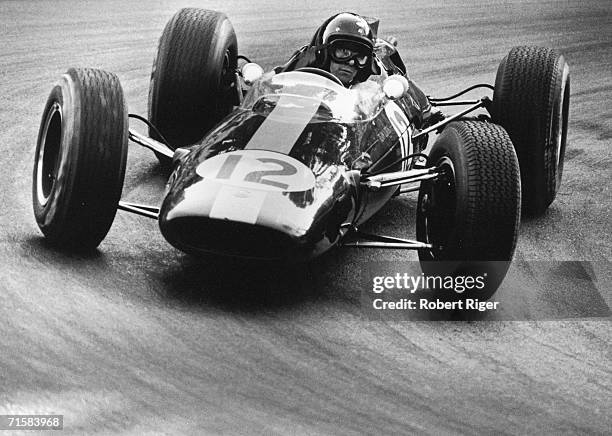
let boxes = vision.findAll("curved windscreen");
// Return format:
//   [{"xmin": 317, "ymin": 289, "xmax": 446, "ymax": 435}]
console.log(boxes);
[{"xmin": 241, "ymin": 71, "xmax": 388, "ymax": 123}]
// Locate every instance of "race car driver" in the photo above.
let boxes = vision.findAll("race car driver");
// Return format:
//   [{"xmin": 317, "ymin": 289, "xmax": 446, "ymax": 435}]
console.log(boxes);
[
  {"xmin": 274, "ymin": 12, "xmax": 437, "ymax": 127},
  {"xmin": 276, "ymin": 12, "xmax": 382, "ymax": 87}
]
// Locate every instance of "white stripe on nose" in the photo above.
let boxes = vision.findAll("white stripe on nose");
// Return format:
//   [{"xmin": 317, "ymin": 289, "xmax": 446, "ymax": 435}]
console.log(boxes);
[{"xmin": 245, "ymin": 94, "xmax": 322, "ymax": 155}]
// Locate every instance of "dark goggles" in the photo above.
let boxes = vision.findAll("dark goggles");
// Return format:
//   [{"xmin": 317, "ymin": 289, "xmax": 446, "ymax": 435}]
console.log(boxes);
[{"xmin": 328, "ymin": 43, "xmax": 370, "ymax": 68}]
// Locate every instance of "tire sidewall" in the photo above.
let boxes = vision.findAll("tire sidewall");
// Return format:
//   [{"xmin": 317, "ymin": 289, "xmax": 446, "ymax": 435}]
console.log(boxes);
[
  {"xmin": 417, "ymin": 126, "xmax": 470, "ymax": 261},
  {"xmin": 491, "ymin": 55, "xmax": 508, "ymax": 120},
  {"xmin": 550, "ymin": 57, "xmax": 570, "ymax": 192},
  {"xmin": 207, "ymin": 18, "xmax": 237, "ymax": 96},
  {"xmin": 33, "ymin": 74, "xmax": 79, "ymax": 235}
]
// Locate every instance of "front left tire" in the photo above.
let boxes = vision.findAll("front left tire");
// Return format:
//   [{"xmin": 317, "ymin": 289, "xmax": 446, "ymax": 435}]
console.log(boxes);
[{"xmin": 33, "ymin": 68, "xmax": 128, "ymax": 250}]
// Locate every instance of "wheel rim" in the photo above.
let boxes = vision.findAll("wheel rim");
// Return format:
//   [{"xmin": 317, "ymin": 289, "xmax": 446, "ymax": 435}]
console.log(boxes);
[
  {"xmin": 421, "ymin": 157, "xmax": 456, "ymax": 258},
  {"xmin": 221, "ymin": 50, "xmax": 230, "ymax": 82},
  {"xmin": 36, "ymin": 102, "xmax": 62, "ymax": 207},
  {"xmin": 554, "ymin": 64, "xmax": 570, "ymax": 171},
  {"xmin": 219, "ymin": 48, "xmax": 236, "ymax": 112},
  {"xmin": 221, "ymin": 48, "xmax": 234, "ymax": 91}
]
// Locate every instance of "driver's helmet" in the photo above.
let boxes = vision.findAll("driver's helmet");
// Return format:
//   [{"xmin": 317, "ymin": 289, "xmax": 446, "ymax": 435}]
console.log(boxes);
[{"xmin": 314, "ymin": 12, "xmax": 381, "ymax": 83}]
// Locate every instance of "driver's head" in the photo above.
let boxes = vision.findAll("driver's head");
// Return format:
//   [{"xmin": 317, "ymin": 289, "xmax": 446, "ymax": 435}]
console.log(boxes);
[{"xmin": 319, "ymin": 13, "xmax": 379, "ymax": 86}]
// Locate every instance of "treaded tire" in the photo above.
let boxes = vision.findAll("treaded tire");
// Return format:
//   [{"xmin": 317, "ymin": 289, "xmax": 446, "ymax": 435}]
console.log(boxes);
[
  {"xmin": 33, "ymin": 68, "xmax": 128, "ymax": 250},
  {"xmin": 416, "ymin": 121, "xmax": 521, "ymax": 299},
  {"xmin": 492, "ymin": 46, "xmax": 570, "ymax": 215},
  {"xmin": 148, "ymin": 8, "xmax": 238, "ymax": 164}
]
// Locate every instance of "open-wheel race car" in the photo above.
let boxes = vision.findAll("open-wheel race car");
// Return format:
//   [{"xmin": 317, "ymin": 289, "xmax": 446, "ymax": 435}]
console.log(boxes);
[{"xmin": 33, "ymin": 8, "xmax": 570, "ymax": 298}]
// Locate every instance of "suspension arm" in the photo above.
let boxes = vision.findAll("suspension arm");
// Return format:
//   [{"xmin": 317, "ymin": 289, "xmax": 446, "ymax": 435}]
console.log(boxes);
[
  {"xmin": 128, "ymin": 129, "xmax": 174, "ymax": 158},
  {"xmin": 361, "ymin": 168, "xmax": 440, "ymax": 191},
  {"xmin": 412, "ymin": 97, "xmax": 491, "ymax": 140},
  {"xmin": 117, "ymin": 201, "xmax": 159, "ymax": 219},
  {"xmin": 342, "ymin": 228, "xmax": 433, "ymax": 249}
]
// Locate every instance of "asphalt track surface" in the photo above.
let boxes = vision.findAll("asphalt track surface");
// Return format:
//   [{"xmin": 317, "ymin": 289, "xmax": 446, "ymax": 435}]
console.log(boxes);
[{"xmin": 1, "ymin": 0, "xmax": 611, "ymax": 434}]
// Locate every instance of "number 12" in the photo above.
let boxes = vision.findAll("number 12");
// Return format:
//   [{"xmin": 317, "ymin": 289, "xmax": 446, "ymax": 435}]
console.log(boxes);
[{"xmin": 215, "ymin": 154, "xmax": 297, "ymax": 190}]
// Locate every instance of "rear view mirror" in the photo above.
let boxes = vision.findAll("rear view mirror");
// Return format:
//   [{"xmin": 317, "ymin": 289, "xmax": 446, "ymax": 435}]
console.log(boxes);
[
  {"xmin": 241, "ymin": 63, "xmax": 264, "ymax": 85},
  {"xmin": 382, "ymin": 75, "xmax": 409, "ymax": 100}
]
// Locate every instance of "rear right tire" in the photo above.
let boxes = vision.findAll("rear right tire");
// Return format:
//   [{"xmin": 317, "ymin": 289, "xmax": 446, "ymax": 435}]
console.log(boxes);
[{"xmin": 492, "ymin": 46, "xmax": 570, "ymax": 215}]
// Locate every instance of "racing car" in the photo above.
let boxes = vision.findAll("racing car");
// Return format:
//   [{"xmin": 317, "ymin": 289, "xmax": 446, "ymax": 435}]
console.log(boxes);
[{"xmin": 32, "ymin": 8, "xmax": 570, "ymax": 298}]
